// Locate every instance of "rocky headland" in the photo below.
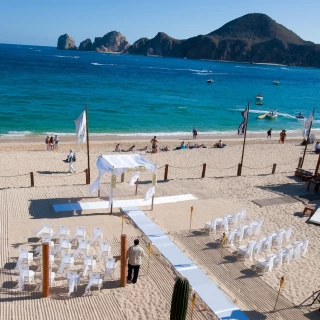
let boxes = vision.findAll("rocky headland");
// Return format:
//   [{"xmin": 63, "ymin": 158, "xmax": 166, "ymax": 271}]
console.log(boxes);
[{"xmin": 57, "ymin": 13, "xmax": 320, "ymax": 68}]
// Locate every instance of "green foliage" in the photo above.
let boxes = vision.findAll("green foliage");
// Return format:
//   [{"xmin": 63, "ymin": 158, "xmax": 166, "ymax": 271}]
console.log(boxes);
[{"xmin": 170, "ymin": 277, "xmax": 190, "ymax": 320}]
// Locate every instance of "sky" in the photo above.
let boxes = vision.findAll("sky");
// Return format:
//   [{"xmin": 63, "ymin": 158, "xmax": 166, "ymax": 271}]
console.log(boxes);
[{"xmin": 1, "ymin": 0, "xmax": 320, "ymax": 47}]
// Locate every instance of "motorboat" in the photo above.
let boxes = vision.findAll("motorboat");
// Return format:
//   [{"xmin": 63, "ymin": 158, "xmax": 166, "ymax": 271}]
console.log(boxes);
[
  {"xmin": 266, "ymin": 111, "xmax": 278, "ymax": 119},
  {"xmin": 255, "ymin": 94, "xmax": 263, "ymax": 105},
  {"xmin": 207, "ymin": 79, "xmax": 213, "ymax": 83},
  {"xmin": 296, "ymin": 113, "xmax": 305, "ymax": 120},
  {"xmin": 273, "ymin": 80, "xmax": 280, "ymax": 85}
]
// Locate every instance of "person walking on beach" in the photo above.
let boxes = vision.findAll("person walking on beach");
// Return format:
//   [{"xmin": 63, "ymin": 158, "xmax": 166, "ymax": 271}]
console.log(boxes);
[
  {"xmin": 150, "ymin": 136, "xmax": 158, "ymax": 154},
  {"xmin": 126, "ymin": 239, "xmax": 145, "ymax": 284},
  {"xmin": 67, "ymin": 149, "xmax": 76, "ymax": 173},
  {"xmin": 279, "ymin": 130, "xmax": 286, "ymax": 144},
  {"xmin": 45, "ymin": 136, "xmax": 50, "ymax": 151},
  {"xmin": 192, "ymin": 128, "xmax": 198, "ymax": 140},
  {"xmin": 267, "ymin": 128, "xmax": 272, "ymax": 139},
  {"xmin": 54, "ymin": 135, "xmax": 59, "ymax": 150}
]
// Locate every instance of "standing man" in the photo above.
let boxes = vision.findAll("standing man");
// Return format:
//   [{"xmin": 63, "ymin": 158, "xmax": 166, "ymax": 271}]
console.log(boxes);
[
  {"xmin": 192, "ymin": 128, "xmax": 198, "ymax": 140},
  {"xmin": 150, "ymin": 136, "xmax": 158, "ymax": 154},
  {"xmin": 126, "ymin": 239, "xmax": 145, "ymax": 284},
  {"xmin": 267, "ymin": 128, "xmax": 272, "ymax": 139},
  {"xmin": 67, "ymin": 149, "xmax": 76, "ymax": 173}
]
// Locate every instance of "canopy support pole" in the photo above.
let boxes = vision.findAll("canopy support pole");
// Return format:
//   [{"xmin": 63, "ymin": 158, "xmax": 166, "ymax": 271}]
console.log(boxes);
[{"xmin": 135, "ymin": 179, "xmax": 139, "ymax": 195}]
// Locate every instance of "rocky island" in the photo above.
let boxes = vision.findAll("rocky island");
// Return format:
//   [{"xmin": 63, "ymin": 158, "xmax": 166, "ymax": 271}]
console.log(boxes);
[{"xmin": 57, "ymin": 13, "xmax": 320, "ymax": 68}]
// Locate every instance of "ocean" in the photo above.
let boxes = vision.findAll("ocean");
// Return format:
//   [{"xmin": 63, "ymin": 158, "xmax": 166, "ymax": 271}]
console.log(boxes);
[{"xmin": 1, "ymin": 43, "xmax": 320, "ymax": 138}]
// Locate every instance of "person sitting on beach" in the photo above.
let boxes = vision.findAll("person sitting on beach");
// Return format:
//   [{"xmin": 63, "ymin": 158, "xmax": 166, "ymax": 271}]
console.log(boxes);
[
  {"xmin": 127, "ymin": 145, "xmax": 135, "ymax": 152},
  {"xmin": 180, "ymin": 141, "xmax": 186, "ymax": 149},
  {"xmin": 214, "ymin": 140, "xmax": 225, "ymax": 148},
  {"xmin": 115, "ymin": 143, "xmax": 120, "ymax": 152}
]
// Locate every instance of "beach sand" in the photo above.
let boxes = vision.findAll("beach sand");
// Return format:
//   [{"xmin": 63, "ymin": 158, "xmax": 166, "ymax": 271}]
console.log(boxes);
[{"xmin": 0, "ymin": 135, "xmax": 319, "ymax": 319}]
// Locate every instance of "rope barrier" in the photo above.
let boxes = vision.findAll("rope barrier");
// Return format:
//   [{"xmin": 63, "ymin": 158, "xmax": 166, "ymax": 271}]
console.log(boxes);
[{"xmin": 169, "ymin": 165, "xmax": 203, "ymax": 169}]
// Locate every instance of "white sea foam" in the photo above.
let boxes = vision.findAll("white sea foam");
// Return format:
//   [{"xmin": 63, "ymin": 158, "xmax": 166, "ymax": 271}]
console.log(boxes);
[
  {"xmin": 193, "ymin": 72, "xmax": 213, "ymax": 76},
  {"xmin": 55, "ymin": 55, "xmax": 80, "ymax": 59},
  {"xmin": 91, "ymin": 62, "xmax": 116, "ymax": 66},
  {"xmin": 235, "ymin": 66, "xmax": 275, "ymax": 71},
  {"xmin": 0, "ymin": 131, "xmax": 32, "ymax": 137},
  {"xmin": 146, "ymin": 66, "xmax": 212, "ymax": 73}
]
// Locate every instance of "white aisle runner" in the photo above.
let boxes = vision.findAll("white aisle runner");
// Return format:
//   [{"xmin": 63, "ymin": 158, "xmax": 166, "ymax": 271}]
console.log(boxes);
[
  {"xmin": 122, "ymin": 206, "xmax": 248, "ymax": 320},
  {"xmin": 53, "ymin": 194, "xmax": 197, "ymax": 212}
]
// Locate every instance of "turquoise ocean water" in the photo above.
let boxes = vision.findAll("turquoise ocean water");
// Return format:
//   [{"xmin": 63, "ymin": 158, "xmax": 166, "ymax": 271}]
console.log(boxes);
[{"xmin": 1, "ymin": 43, "xmax": 320, "ymax": 137}]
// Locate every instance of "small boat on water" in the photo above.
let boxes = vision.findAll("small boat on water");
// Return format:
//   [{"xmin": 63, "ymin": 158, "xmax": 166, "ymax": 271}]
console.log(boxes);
[
  {"xmin": 257, "ymin": 113, "xmax": 268, "ymax": 119},
  {"xmin": 207, "ymin": 79, "xmax": 213, "ymax": 83},
  {"xmin": 255, "ymin": 94, "xmax": 263, "ymax": 105},
  {"xmin": 273, "ymin": 80, "xmax": 280, "ymax": 85},
  {"xmin": 296, "ymin": 112, "xmax": 305, "ymax": 120},
  {"xmin": 266, "ymin": 111, "xmax": 278, "ymax": 119}
]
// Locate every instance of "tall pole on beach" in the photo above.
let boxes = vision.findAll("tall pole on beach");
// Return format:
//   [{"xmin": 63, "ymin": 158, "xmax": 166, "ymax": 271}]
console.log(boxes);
[
  {"xmin": 301, "ymin": 108, "xmax": 315, "ymax": 168},
  {"xmin": 238, "ymin": 102, "xmax": 250, "ymax": 176},
  {"xmin": 86, "ymin": 104, "xmax": 90, "ymax": 183}
]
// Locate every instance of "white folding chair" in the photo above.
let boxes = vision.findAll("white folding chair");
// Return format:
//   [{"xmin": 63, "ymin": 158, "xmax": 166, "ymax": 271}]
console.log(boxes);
[
  {"xmin": 281, "ymin": 247, "xmax": 294, "ymax": 264},
  {"xmin": 284, "ymin": 226, "xmax": 293, "ymax": 243},
  {"xmin": 18, "ymin": 266, "xmax": 35, "ymax": 291},
  {"xmin": 15, "ymin": 248, "xmax": 33, "ymax": 271},
  {"xmin": 274, "ymin": 250, "xmax": 283, "ymax": 269},
  {"xmin": 50, "ymin": 271, "xmax": 56, "ymax": 287},
  {"xmin": 254, "ymin": 254, "xmax": 276, "ymax": 274},
  {"xmin": 240, "ymin": 208, "xmax": 246, "ymax": 222},
  {"xmin": 98, "ymin": 240, "xmax": 111, "ymax": 261},
  {"xmin": 67, "ymin": 271, "xmax": 81, "ymax": 296},
  {"xmin": 35, "ymin": 236, "xmax": 55, "ymax": 255},
  {"xmin": 104, "ymin": 258, "xmax": 118, "ymax": 280},
  {"xmin": 73, "ymin": 239, "xmax": 90, "ymax": 259},
  {"xmin": 35, "ymin": 224, "xmax": 53, "ymax": 237},
  {"xmin": 272, "ymin": 229, "xmax": 286, "ymax": 248},
  {"xmin": 226, "ymin": 229, "xmax": 238, "ymax": 248},
  {"xmin": 54, "ymin": 238, "xmax": 71, "ymax": 256},
  {"xmin": 71, "ymin": 226, "xmax": 86, "ymax": 242},
  {"xmin": 89, "ymin": 228, "xmax": 103, "ymax": 245},
  {"xmin": 84, "ymin": 272, "xmax": 102, "ymax": 295},
  {"xmin": 52, "ymin": 225, "xmax": 70, "ymax": 239},
  {"xmin": 237, "ymin": 240, "xmax": 256, "ymax": 261},
  {"xmin": 263, "ymin": 234, "xmax": 273, "ymax": 252},
  {"xmin": 302, "ymin": 238, "xmax": 309, "ymax": 256},
  {"xmin": 254, "ymin": 237, "xmax": 266, "ymax": 257},
  {"xmin": 254, "ymin": 219, "xmax": 263, "ymax": 236},
  {"xmin": 83, "ymin": 255, "xmax": 96, "ymax": 277},
  {"xmin": 58, "ymin": 253, "xmax": 75, "ymax": 274},
  {"xmin": 222, "ymin": 216, "xmax": 229, "ymax": 233}
]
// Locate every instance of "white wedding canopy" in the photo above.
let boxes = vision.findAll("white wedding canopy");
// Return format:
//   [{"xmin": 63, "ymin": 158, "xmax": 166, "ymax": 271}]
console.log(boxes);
[{"xmin": 89, "ymin": 154, "xmax": 157, "ymax": 208}]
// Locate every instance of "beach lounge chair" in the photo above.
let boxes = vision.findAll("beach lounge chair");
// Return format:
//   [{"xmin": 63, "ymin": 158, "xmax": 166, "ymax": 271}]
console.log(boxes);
[
  {"xmin": 73, "ymin": 239, "xmax": 90, "ymax": 259},
  {"xmin": 58, "ymin": 253, "xmax": 75, "ymax": 274},
  {"xmin": 71, "ymin": 226, "xmax": 86, "ymax": 243},
  {"xmin": 89, "ymin": 227, "xmax": 103, "ymax": 245},
  {"xmin": 15, "ymin": 248, "xmax": 33, "ymax": 271},
  {"xmin": 104, "ymin": 258, "xmax": 118, "ymax": 280},
  {"xmin": 35, "ymin": 224, "xmax": 53, "ymax": 237},
  {"xmin": 254, "ymin": 254, "xmax": 276, "ymax": 274},
  {"xmin": 83, "ymin": 255, "xmax": 96, "ymax": 277},
  {"xmin": 54, "ymin": 238, "xmax": 71, "ymax": 256},
  {"xmin": 237, "ymin": 240, "xmax": 256, "ymax": 261},
  {"xmin": 18, "ymin": 266, "xmax": 35, "ymax": 291},
  {"xmin": 84, "ymin": 272, "xmax": 103, "ymax": 295},
  {"xmin": 67, "ymin": 271, "xmax": 81, "ymax": 296},
  {"xmin": 52, "ymin": 225, "xmax": 70, "ymax": 239},
  {"xmin": 98, "ymin": 240, "xmax": 111, "ymax": 261}
]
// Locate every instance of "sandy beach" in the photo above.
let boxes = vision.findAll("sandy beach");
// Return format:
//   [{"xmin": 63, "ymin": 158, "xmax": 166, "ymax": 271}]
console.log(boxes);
[{"xmin": 0, "ymin": 135, "xmax": 319, "ymax": 319}]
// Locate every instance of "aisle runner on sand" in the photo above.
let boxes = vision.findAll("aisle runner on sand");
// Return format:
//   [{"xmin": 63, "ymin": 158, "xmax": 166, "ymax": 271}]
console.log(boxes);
[
  {"xmin": 53, "ymin": 194, "xmax": 197, "ymax": 212},
  {"xmin": 122, "ymin": 206, "xmax": 248, "ymax": 320}
]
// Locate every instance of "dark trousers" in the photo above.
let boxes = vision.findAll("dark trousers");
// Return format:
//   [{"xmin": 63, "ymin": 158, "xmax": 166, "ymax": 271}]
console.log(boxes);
[{"xmin": 127, "ymin": 264, "xmax": 140, "ymax": 283}]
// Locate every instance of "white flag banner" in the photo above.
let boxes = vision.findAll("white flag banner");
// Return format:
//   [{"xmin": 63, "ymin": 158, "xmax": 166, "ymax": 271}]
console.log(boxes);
[
  {"xmin": 75, "ymin": 110, "xmax": 86, "ymax": 143},
  {"xmin": 302, "ymin": 110, "xmax": 314, "ymax": 139},
  {"xmin": 238, "ymin": 104, "xmax": 249, "ymax": 135}
]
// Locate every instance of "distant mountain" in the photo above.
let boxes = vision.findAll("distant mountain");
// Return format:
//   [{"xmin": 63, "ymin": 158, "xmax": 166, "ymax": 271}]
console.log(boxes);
[{"xmin": 57, "ymin": 14, "xmax": 320, "ymax": 67}]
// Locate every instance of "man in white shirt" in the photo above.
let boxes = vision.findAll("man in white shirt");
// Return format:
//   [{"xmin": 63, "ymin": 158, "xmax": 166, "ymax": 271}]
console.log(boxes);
[
  {"xmin": 67, "ymin": 149, "xmax": 76, "ymax": 173},
  {"xmin": 126, "ymin": 239, "xmax": 145, "ymax": 284}
]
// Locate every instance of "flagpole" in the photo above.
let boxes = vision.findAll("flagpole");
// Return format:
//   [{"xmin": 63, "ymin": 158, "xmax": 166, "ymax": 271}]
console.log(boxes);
[
  {"xmin": 238, "ymin": 102, "xmax": 250, "ymax": 176},
  {"xmin": 86, "ymin": 104, "xmax": 90, "ymax": 183},
  {"xmin": 301, "ymin": 108, "xmax": 315, "ymax": 168}
]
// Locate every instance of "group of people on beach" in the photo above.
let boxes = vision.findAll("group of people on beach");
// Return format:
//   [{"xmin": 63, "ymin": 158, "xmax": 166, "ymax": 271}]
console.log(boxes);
[
  {"xmin": 266, "ymin": 128, "xmax": 287, "ymax": 144},
  {"xmin": 45, "ymin": 135, "xmax": 59, "ymax": 150}
]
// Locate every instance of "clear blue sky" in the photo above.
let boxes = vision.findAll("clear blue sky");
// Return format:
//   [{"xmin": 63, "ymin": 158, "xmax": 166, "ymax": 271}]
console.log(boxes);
[{"xmin": 1, "ymin": 0, "xmax": 320, "ymax": 46}]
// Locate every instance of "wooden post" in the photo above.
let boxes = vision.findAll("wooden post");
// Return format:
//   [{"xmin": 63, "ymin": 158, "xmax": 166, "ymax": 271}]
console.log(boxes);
[
  {"xmin": 164, "ymin": 164, "xmax": 169, "ymax": 180},
  {"xmin": 272, "ymin": 163, "xmax": 277, "ymax": 174},
  {"xmin": 201, "ymin": 163, "xmax": 206, "ymax": 178},
  {"xmin": 85, "ymin": 105, "xmax": 91, "ymax": 183},
  {"xmin": 151, "ymin": 194, "xmax": 155, "ymax": 211},
  {"xmin": 273, "ymin": 276, "xmax": 285, "ymax": 312},
  {"xmin": 98, "ymin": 189, "xmax": 100, "ymax": 198},
  {"xmin": 238, "ymin": 102, "xmax": 250, "ymax": 176},
  {"xmin": 298, "ymin": 157, "xmax": 303, "ymax": 168},
  {"xmin": 120, "ymin": 234, "xmax": 127, "ymax": 287},
  {"xmin": 121, "ymin": 172, "xmax": 125, "ymax": 182},
  {"xmin": 135, "ymin": 178, "xmax": 139, "ymax": 195},
  {"xmin": 121, "ymin": 213, "xmax": 124, "ymax": 234},
  {"xmin": 30, "ymin": 172, "xmax": 34, "ymax": 187},
  {"xmin": 110, "ymin": 203, "xmax": 113, "ymax": 214},
  {"xmin": 237, "ymin": 163, "xmax": 242, "ymax": 176},
  {"xmin": 42, "ymin": 243, "xmax": 50, "ymax": 297}
]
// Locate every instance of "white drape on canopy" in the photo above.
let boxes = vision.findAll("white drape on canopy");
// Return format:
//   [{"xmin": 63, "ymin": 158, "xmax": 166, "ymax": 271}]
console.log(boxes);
[{"xmin": 89, "ymin": 154, "xmax": 157, "ymax": 206}]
